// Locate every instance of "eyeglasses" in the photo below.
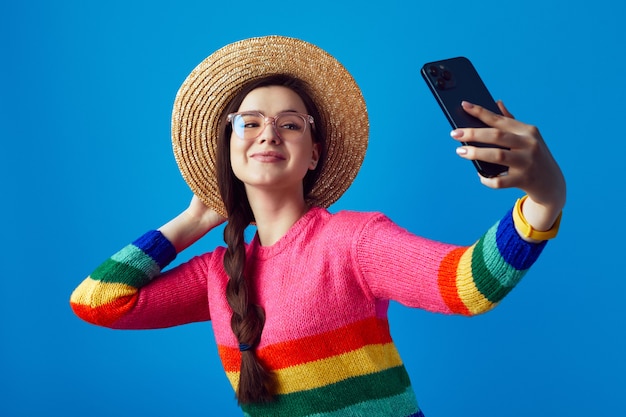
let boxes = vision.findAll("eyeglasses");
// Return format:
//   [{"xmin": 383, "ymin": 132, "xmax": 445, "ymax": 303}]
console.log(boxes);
[{"xmin": 227, "ymin": 111, "xmax": 314, "ymax": 142}]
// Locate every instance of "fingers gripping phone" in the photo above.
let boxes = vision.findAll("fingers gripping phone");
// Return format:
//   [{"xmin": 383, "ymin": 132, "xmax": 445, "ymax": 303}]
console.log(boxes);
[{"xmin": 421, "ymin": 57, "xmax": 508, "ymax": 178}]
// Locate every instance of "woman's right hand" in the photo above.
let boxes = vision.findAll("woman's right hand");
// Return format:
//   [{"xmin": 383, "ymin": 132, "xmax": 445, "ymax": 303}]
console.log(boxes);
[
  {"xmin": 186, "ymin": 194, "xmax": 227, "ymax": 229},
  {"xmin": 158, "ymin": 195, "xmax": 227, "ymax": 253}
]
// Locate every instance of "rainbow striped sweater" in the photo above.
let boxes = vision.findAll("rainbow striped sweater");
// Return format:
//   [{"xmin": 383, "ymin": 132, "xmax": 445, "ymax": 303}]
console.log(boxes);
[{"xmin": 70, "ymin": 207, "xmax": 546, "ymax": 416}]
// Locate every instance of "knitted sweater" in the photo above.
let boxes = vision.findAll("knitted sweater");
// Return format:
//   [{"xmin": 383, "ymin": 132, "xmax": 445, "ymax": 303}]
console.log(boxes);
[{"xmin": 70, "ymin": 207, "xmax": 546, "ymax": 416}]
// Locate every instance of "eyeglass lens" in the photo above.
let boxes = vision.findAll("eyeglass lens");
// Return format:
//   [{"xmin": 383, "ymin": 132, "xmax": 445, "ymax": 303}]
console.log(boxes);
[{"xmin": 231, "ymin": 113, "xmax": 309, "ymax": 141}]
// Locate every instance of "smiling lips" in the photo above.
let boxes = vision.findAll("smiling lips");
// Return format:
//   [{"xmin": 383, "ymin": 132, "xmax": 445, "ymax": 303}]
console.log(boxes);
[{"xmin": 250, "ymin": 151, "xmax": 286, "ymax": 162}]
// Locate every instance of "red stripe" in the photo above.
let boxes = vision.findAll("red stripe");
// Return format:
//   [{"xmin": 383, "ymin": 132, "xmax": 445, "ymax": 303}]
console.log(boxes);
[
  {"xmin": 437, "ymin": 247, "xmax": 472, "ymax": 316},
  {"xmin": 70, "ymin": 294, "xmax": 138, "ymax": 327},
  {"xmin": 218, "ymin": 316, "xmax": 392, "ymax": 372}
]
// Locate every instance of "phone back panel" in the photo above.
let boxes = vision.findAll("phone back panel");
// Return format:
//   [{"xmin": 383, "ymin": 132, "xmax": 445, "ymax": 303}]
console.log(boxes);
[
  {"xmin": 421, "ymin": 56, "xmax": 507, "ymax": 177},
  {"xmin": 421, "ymin": 56, "xmax": 502, "ymax": 128}
]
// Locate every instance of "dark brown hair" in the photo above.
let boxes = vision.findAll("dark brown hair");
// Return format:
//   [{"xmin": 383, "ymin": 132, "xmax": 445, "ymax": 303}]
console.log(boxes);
[{"xmin": 215, "ymin": 74, "xmax": 325, "ymax": 404}]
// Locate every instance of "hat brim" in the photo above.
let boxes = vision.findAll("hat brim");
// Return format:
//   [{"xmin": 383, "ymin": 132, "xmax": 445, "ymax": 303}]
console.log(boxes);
[{"xmin": 171, "ymin": 36, "xmax": 369, "ymax": 217}]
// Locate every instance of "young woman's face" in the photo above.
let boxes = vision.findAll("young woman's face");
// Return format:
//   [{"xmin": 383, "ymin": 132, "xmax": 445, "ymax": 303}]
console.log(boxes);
[{"xmin": 230, "ymin": 85, "xmax": 320, "ymax": 196}]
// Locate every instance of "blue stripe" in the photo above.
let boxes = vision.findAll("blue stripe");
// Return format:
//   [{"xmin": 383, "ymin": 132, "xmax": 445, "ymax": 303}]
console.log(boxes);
[
  {"xmin": 495, "ymin": 208, "xmax": 547, "ymax": 270},
  {"xmin": 132, "ymin": 230, "xmax": 177, "ymax": 269}
]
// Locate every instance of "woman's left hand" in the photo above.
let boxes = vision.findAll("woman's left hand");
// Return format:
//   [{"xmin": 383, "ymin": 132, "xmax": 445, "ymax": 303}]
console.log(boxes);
[{"xmin": 451, "ymin": 100, "xmax": 566, "ymax": 236}]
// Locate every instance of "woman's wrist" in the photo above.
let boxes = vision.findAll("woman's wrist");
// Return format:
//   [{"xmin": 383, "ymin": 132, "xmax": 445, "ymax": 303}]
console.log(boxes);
[{"xmin": 513, "ymin": 195, "xmax": 562, "ymax": 242}]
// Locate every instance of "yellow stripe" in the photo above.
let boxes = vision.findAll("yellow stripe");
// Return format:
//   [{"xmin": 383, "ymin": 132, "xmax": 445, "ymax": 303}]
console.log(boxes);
[
  {"xmin": 70, "ymin": 277, "xmax": 138, "ymax": 308},
  {"xmin": 455, "ymin": 246, "xmax": 495, "ymax": 315},
  {"xmin": 225, "ymin": 342, "xmax": 402, "ymax": 395}
]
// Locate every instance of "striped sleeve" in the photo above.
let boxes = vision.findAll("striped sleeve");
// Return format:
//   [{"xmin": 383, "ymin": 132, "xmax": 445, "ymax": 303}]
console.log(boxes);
[
  {"xmin": 357, "ymin": 208, "xmax": 547, "ymax": 316},
  {"xmin": 70, "ymin": 230, "xmax": 177, "ymax": 326}
]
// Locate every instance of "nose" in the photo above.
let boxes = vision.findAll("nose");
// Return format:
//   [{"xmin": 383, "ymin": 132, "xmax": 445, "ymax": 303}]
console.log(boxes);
[{"xmin": 257, "ymin": 117, "xmax": 281, "ymax": 144}]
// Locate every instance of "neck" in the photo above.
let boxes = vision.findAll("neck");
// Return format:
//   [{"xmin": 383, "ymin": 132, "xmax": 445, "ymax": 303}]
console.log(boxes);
[{"xmin": 246, "ymin": 187, "xmax": 309, "ymax": 247}]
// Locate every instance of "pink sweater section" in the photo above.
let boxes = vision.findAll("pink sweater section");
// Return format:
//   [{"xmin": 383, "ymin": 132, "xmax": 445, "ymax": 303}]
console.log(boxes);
[{"xmin": 113, "ymin": 208, "xmax": 461, "ymax": 346}]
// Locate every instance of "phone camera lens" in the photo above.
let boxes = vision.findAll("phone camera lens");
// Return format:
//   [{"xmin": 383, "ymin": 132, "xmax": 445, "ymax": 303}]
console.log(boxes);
[
  {"xmin": 436, "ymin": 78, "xmax": 446, "ymax": 89},
  {"xmin": 428, "ymin": 65, "xmax": 439, "ymax": 77},
  {"xmin": 441, "ymin": 70, "xmax": 452, "ymax": 80}
]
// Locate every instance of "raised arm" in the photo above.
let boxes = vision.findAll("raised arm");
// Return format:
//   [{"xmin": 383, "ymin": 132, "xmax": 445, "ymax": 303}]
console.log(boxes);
[
  {"xmin": 70, "ymin": 196, "xmax": 226, "ymax": 329},
  {"xmin": 361, "ymin": 101, "xmax": 565, "ymax": 315}
]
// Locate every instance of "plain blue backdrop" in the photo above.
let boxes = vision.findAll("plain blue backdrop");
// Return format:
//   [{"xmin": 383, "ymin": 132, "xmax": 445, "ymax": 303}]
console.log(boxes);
[{"xmin": 1, "ymin": 0, "xmax": 624, "ymax": 416}]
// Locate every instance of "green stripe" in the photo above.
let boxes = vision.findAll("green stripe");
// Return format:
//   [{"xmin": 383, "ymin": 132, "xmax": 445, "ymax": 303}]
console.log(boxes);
[
  {"xmin": 91, "ymin": 259, "xmax": 149, "ymax": 288},
  {"xmin": 472, "ymin": 229, "xmax": 525, "ymax": 303},
  {"xmin": 90, "ymin": 244, "xmax": 160, "ymax": 287},
  {"xmin": 243, "ymin": 386, "xmax": 419, "ymax": 417},
  {"xmin": 482, "ymin": 224, "xmax": 527, "ymax": 287},
  {"xmin": 242, "ymin": 365, "xmax": 412, "ymax": 417},
  {"xmin": 310, "ymin": 386, "xmax": 419, "ymax": 417},
  {"xmin": 112, "ymin": 244, "xmax": 161, "ymax": 278}
]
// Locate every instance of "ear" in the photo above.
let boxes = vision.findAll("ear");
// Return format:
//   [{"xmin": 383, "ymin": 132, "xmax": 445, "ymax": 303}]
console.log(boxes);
[{"xmin": 309, "ymin": 143, "xmax": 320, "ymax": 170}]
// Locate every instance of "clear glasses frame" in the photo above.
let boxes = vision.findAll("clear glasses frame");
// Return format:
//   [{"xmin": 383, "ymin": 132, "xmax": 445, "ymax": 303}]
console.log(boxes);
[{"xmin": 227, "ymin": 111, "xmax": 315, "ymax": 142}]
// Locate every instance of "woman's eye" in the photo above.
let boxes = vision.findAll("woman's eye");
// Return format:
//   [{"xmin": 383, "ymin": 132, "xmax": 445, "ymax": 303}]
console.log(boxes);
[
  {"xmin": 240, "ymin": 117, "xmax": 261, "ymax": 128},
  {"xmin": 278, "ymin": 115, "xmax": 304, "ymax": 130}
]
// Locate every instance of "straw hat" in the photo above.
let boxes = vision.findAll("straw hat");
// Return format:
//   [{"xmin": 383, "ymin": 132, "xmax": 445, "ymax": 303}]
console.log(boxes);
[{"xmin": 171, "ymin": 35, "xmax": 369, "ymax": 217}]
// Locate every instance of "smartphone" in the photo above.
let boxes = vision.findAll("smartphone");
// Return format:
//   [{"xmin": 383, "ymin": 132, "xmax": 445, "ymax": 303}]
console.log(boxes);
[{"xmin": 421, "ymin": 56, "xmax": 508, "ymax": 178}]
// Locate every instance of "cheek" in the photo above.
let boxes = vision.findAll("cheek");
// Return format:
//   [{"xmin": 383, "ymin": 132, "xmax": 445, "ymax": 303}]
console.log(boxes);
[{"xmin": 299, "ymin": 142, "xmax": 317, "ymax": 164}]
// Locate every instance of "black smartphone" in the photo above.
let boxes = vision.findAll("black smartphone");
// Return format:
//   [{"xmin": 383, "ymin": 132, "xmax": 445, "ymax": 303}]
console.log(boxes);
[{"xmin": 421, "ymin": 56, "xmax": 508, "ymax": 178}]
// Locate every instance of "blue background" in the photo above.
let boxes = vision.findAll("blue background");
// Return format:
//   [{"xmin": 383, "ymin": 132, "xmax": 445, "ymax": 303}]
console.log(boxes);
[{"xmin": 1, "ymin": 1, "xmax": 624, "ymax": 416}]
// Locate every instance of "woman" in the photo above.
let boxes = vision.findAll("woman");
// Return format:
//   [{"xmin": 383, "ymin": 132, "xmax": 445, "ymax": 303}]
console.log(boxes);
[{"xmin": 70, "ymin": 36, "xmax": 565, "ymax": 417}]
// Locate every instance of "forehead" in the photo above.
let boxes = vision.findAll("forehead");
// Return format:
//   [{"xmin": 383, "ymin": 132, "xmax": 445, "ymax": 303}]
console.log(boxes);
[{"xmin": 237, "ymin": 85, "xmax": 307, "ymax": 113}]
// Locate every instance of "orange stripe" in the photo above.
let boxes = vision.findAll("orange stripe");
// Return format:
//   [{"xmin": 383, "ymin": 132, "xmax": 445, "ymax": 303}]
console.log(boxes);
[
  {"xmin": 70, "ymin": 293, "xmax": 138, "ymax": 327},
  {"xmin": 218, "ymin": 316, "xmax": 392, "ymax": 372},
  {"xmin": 437, "ymin": 247, "xmax": 472, "ymax": 316}
]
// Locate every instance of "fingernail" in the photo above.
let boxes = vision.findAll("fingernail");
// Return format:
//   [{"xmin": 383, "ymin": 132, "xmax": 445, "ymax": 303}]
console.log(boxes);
[
  {"xmin": 456, "ymin": 147, "xmax": 467, "ymax": 155},
  {"xmin": 461, "ymin": 101, "xmax": 474, "ymax": 109},
  {"xmin": 450, "ymin": 129, "xmax": 463, "ymax": 138}
]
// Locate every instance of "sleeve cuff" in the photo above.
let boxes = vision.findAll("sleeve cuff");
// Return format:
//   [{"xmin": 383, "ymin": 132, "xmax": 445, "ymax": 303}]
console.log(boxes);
[
  {"xmin": 131, "ymin": 230, "xmax": 177, "ymax": 270},
  {"xmin": 496, "ymin": 207, "xmax": 548, "ymax": 271}
]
